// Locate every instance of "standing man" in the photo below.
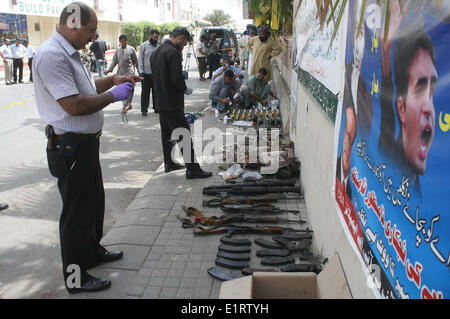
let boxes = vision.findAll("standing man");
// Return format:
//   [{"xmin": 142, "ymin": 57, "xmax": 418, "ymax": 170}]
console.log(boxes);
[
  {"xmin": 247, "ymin": 28, "xmax": 257, "ymax": 73},
  {"xmin": 33, "ymin": 1, "xmax": 141, "ymax": 294},
  {"xmin": 139, "ymin": 29, "xmax": 160, "ymax": 116},
  {"xmin": 151, "ymin": 27, "xmax": 212, "ymax": 179},
  {"xmin": 247, "ymin": 26, "xmax": 281, "ymax": 81},
  {"xmin": 89, "ymin": 31, "xmax": 107, "ymax": 77},
  {"xmin": 0, "ymin": 39, "xmax": 14, "ymax": 85},
  {"xmin": 105, "ymin": 34, "xmax": 139, "ymax": 113},
  {"xmin": 197, "ymin": 35, "xmax": 209, "ymax": 81},
  {"xmin": 11, "ymin": 39, "xmax": 27, "ymax": 84},
  {"xmin": 24, "ymin": 40, "xmax": 35, "ymax": 83},
  {"xmin": 206, "ymin": 33, "xmax": 221, "ymax": 79},
  {"xmin": 238, "ymin": 31, "xmax": 249, "ymax": 70}
]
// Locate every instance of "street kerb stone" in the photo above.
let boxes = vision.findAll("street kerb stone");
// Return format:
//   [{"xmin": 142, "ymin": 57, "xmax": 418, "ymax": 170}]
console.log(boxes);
[
  {"xmin": 112, "ymin": 208, "xmax": 170, "ymax": 228},
  {"xmin": 126, "ymin": 195, "xmax": 177, "ymax": 211},
  {"xmin": 101, "ymin": 225, "xmax": 161, "ymax": 246},
  {"xmin": 96, "ymin": 244, "xmax": 151, "ymax": 271}
]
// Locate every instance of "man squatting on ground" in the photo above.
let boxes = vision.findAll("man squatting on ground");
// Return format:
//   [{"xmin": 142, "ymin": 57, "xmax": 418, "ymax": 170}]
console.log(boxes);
[{"xmin": 33, "ymin": 2, "xmax": 142, "ymax": 294}]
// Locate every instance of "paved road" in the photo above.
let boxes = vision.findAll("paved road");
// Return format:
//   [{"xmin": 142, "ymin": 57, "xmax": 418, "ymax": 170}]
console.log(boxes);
[{"xmin": 0, "ymin": 75, "xmax": 183, "ymax": 298}]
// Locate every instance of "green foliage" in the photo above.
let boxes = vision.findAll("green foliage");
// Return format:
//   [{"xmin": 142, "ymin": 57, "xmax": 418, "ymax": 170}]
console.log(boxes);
[
  {"xmin": 120, "ymin": 21, "xmax": 182, "ymax": 49},
  {"xmin": 158, "ymin": 22, "xmax": 183, "ymax": 39},
  {"xmin": 121, "ymin": 22, "xmax": 143, "ymax": 49},
  {"xmin": 203, "ymin": 9, "xmax": 233, "ymax": 26}
]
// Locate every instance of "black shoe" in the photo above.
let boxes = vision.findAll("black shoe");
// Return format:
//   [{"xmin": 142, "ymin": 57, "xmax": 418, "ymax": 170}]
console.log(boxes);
[
  {"xmin": 165, "ymin": 163, "xmax": 186, "ymax": 173},
  {"xmin": 6, "ymin": 83, "xmax": 11, "ymax": 86},
  {"xmin": 87, "ymin": 247, "xmax": 123, "ymax": 270},
  {"xmin": 19, "ymin": 80, "xmax": 23, "ymax": 83},
  {"xmin": 67, "ymin": 274, "xmax": 111, "ymax": 294},
  {"xmin": 0, "ymin": 203, "xmax": 8, "ymax": 211},
  {"xmin": 142, "ymin": 111, "xmax": 148, "ymax": 117},
  {"xmin": 186, "ymin": 168, "xmax": 212, "ymax": 180}
]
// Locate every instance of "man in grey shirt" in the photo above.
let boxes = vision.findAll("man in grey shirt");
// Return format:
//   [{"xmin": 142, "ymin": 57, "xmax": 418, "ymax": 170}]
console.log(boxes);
[
  {"xmin": 138, "ymin": 29, "xmax": 160, "ymax": 116},
  {"xmin": 210, "ymin": 69, "xmax": 240, "ymax": 112},
  {"xmin": 105, "ymin": 34, "xmax": 139, "ymax": 113},
  {"xmin": 33, "ymin": 1, "xmax": 141, "ymax": 294}
]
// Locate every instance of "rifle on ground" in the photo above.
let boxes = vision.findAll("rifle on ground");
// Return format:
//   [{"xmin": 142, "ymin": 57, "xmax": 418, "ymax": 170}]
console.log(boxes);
[
  {"xmin": 220, "ymin": 204, "xmax": 300, "ymax": 215},
  {"xmin": 193, "ymin": 224, "xmax": 313, "ymax": 238},
  {"xmin": 195, "ymin": 215, "xmax": 306, "ymax": 226},
  {"xmin": 203, "ymin": 196, "xmax": 302, "ymax": 208},
  {"xmin": 203, "ymin": 185, "xmax": 302, "ymax": 197}
]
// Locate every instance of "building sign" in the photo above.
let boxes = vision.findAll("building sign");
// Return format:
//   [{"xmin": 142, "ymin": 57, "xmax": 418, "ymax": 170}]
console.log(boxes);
[{"xmin": 13, "ymin": 0, "xmax": 94, "ymax": 18}]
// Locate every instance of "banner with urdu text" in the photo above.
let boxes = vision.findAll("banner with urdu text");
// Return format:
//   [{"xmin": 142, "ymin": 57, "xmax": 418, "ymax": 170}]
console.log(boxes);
[{"xmin": 334, "ymin": 0, "xmax": 450, "ymax": 299}]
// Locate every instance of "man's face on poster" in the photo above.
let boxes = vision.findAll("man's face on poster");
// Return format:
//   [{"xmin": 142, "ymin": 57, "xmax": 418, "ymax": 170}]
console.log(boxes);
[
  {"xmin": 353, "ymin": 29, "xmax": 365, "ymax": 71},
  {"xmin": 342, "ymin": 106, "xmax": 357, "ymax": 178},
  {"xmin": 398, "ymin": 48, "xmax": 437, "ymax": 175}
]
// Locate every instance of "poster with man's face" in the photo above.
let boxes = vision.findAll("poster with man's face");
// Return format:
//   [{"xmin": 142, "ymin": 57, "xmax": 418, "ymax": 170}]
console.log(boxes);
[{"xmin": 334, "ymin": 0, "xmax": 449, "ymax": 299}]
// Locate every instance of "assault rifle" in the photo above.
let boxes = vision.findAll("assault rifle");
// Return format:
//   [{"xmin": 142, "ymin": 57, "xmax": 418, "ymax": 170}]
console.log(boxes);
[
  {"xmin": 194, "ymin": 215, "xmax": 306, "ymax": 226},
  {"xmin": 203, "ymin": 180, "xmax": 302, "ymax": 197},
  {"xmin": 203, "ymin": 196, "xmax": 302, "ymax": 208},
  {"xmin": 193, "ymin": 224, "xmax": 313, "ymax": 238},
  {"xmin": 220, "ymin": 204, "xmax": 300, "ymax": 215}
]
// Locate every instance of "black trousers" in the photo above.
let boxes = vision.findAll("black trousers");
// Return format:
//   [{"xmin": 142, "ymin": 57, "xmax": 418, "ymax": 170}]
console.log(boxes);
[
  {"xmin": 207, "ymin": 54, "xmax": 220, "ymax": 76},
  {"xmin": 13, "ymin": 58, "xmax": 23, "ymax": 82},
  {"xmin": 28, "ymin": 57, "xmax": 33, "ymax": 82},
  {"xmin": 159, "ymin": 110, "xmax": 200, "ymax": 171},
  {"xmin": 48, "ymin": 134, "xmax": 105, "ymax": 284},
  {"xmin": 197, "ymin": 57, "xmax": 207, "ymax": 77},
  {"xmin": 141, "ymin": 74, "xmax": 158, "ymax": 112}
]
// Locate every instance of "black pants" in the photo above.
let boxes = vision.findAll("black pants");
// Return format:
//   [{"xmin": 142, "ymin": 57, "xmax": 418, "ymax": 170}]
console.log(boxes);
[
  {"xmin": 159, "ymin": 110, "xmax": 200, "ymax": 171},
  {"xmin": 28, "ymin": 58, "xmax": 33, "ymax": 82},
  {"xmin": 141, "ymin": 74, "xmax": 158, "ymax": 112},
  {"xmin": 207, "ymin": 54, "xmax": 220, "ymax": 76},
  {"xmin": 197, "ymin": 57, "xmax": 207, "ymax": 77},
  {"xmin": 47, "ymin": 134, "xmax": 105, "ymax": 285},
  {"xmin": 13, "ymin": 58, "xmax": 23, "ymax": 82}
]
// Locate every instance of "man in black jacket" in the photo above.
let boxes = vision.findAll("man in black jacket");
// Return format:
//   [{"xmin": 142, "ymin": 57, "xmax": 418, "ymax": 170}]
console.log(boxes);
[{"xmin": 151, "ymin": 28, "xmax": 212, "ymax": 179}]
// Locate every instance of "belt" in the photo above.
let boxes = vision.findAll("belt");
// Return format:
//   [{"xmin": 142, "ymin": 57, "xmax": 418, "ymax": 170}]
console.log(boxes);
[{"xmin": 55, "ymin": 131, "xmax": 102, "ymax": 142}]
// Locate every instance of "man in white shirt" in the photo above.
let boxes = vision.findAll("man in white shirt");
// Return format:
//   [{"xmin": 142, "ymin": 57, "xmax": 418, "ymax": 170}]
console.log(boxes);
[
  {"xmin": 11, "ymin": 39, "xmax": 27, "ymax": 83},
  {"xmin": 197, "ymin": 35, "xmax": 208, "ymax": 81},
  {"xmin": 238, "ymin": 31, "xmax": 249, "ymax": 70},
  {"xmin": 24, "ymin": 40, "xmax": 35, "ymax": 83},
  {"xmin": 0, "ymin": 39, "xmax": 14, "ymax": 85}
]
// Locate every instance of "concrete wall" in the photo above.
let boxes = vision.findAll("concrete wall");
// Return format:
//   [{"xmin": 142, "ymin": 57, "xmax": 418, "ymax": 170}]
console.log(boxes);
[{"xmin": 272, "ymin": 43, "xmax": 376, "ymax": 299}]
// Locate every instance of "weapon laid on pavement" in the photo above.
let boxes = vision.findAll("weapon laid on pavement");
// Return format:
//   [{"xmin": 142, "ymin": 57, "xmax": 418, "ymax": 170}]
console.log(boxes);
[
  {"xmin": 273, "ymin": 233, "xmax": 313, "ymax": 241},
  {"xmin": 195, "ymin": 215, "xmax": 305, "ymax": 226},
  {"xmin": 216, "ymin": 258, "xmax": 249, "ymax": 270},
  {"xmin": 241, "ymin": 267, "xmax": 278, "ymax": 276},
  {"xmin": 206, "ymin": 179, "xmax": 297, "ymax": 191},
  {"xmin": 218, "ymin": 244, "xmax": 251, "ymax": 254},
  {"xmin": 208, "ymin": 267, "xmax": 243, "ymax": 281},
  {"xmin": 193, "ymin": 225, "xmax": 313, "ymax": 238},
  {"xmin": 256, "ymin": 249, "xmax": 291, "ymax": 258},
  {"xmin": 273, "ymin": 236, "xmax": 312, "ymax": 253},
  {"xmin": 280, "ymin": 263, "xmax": 321, "ymax": 274},
  {"xmin": 203, "ymin": 196, "xmax": 302, "ymax": 208},
  {"xmin": 254, "ymin": 238, "xmax": 284, "ymax": 250},
  {"xmin": 220, "ymin": 237, "xmax": 252, "ymax": 247},
  {"xmin": 217, "ymin": 251, "xmax": 251, "ymax": 261},
  {"xmin": 203, "ymin": 185, "xmax": 302, "ymax": 197},
  {"xmin": 261, "ymin": 256, "xmax": 295, "ymax": 266},
  {"xmin": 220, "ymin": 204, "xmax": 301, "ymax": 215}
]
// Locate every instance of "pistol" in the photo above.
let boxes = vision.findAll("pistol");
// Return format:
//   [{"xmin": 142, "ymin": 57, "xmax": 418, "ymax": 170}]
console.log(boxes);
[{"xmin": 45, "ymin": 125, "xmax": 56, "ymax": 151}]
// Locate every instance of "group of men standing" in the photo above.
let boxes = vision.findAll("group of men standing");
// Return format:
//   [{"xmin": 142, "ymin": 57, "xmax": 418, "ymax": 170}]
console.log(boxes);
[
  {"xmin": 31, "ymin": 2, "xmax": 212, "ymax": 294},
  {"xmin": 1, "ymin": 38, "xmax": 35, "ymax": 85}
]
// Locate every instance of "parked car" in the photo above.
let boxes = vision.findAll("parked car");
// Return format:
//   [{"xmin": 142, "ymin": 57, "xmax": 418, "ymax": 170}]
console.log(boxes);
[{"xmin": 200, "ymin": 26, "xmax": 239, "ymax": 64}]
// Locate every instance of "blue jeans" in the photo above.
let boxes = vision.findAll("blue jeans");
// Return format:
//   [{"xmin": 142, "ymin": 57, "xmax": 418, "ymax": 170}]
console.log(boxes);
[{"xmin": 96, "ymin": 59, "xmax": 105, "ymax": 77}]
